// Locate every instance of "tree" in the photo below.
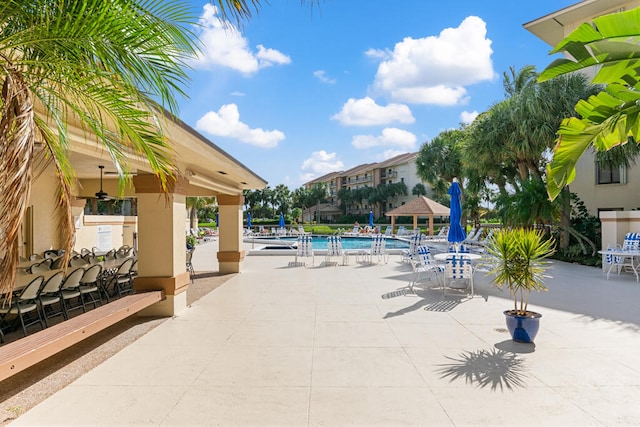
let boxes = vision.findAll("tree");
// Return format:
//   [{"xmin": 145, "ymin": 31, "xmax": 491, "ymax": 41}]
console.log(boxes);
[
  {"xmin": 416, "ymin": 129, "xmax": 466, "ymax": 201},
  {"xmin": 0, "ymin": 0, "xmax": 200, "ymax": 296},
  {"xmin": 412, "ymin": 183, "xmax": 427, "ymax": 197},
  {"xmin": 273, "ymin": 184, "xmax": 292, "ymax": 216},
  {"xmin": 186, "ymin": 197, "xmax": 216, "ymax": 231},
  {"xmin": 538, "ymin": 7, "xmax": 640, "ymax": 200},
  {"xmin": 308, "ymin": 183, "xmax": 328, "ymax": 222}
]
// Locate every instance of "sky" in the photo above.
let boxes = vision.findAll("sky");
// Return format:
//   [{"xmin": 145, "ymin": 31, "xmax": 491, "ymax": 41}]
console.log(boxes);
[{"xmin": 178, "ymin": 0, "xmax": 579, "ymax": 189}]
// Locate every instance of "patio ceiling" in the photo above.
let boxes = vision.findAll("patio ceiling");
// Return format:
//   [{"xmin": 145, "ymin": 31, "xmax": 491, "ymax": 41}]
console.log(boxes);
[{"xmin": 56, "ymin": 109, "xmax": 267, "ymax": 198}]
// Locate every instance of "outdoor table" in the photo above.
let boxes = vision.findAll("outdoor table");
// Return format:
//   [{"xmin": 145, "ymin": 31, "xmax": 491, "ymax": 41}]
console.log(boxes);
[
  {"xmin": 597, "ymin": 249, "xmax": 640, "ymax": 281},
  {"xmin": 432, "ymin": 252, "xmax": 482, "ymax": 261}
]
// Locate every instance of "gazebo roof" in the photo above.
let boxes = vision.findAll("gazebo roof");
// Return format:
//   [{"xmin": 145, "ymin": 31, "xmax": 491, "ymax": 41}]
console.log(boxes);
[{"xmin": 385, "ymin": 196, "xmax": 450, "ymax": 216}]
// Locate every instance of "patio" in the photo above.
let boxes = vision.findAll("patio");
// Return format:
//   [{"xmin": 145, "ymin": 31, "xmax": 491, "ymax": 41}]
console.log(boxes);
[{"xmin": 7, "ymin": 240, "xmax": 640, "ymax": 426}]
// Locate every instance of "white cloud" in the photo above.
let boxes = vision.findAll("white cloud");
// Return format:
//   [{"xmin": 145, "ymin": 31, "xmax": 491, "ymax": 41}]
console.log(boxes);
[
  {"xmin": 191, "ymin": 4, "xmax": 290, "ymax": 74},
  {"xmin": 332, "ymin": 97, "xmax": 415, "ymax": 126},
  {"xmin": 230, "ymin": 91, "xmax": 245, "ymax": 97},
  {"xmin": 300, "ymin": 150, "xmax": 344, "ymax": 181},
  {"xmin": 352, "ymin": 127, "xmax": 417, "ymax": 150},
  {"xmin": 195, "ymin": 104, "xmax": 285, "ymax": 148},
  {"xmin": 365, "ymin": 48, "xmax": 391, "ymax": 60},
  {"xmin": 460, "ymin": 110, "xmax": 479, "ymax": 124},
  {"xmin": 313, "ymin": 70, "xmax": 336, "ymax": 84},
  {"xmin": 373, "ymin": 16, "xmax": 494, "ymax": 105}
]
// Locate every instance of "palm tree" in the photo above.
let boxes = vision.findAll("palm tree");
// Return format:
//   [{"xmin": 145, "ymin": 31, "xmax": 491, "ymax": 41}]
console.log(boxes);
[
  {"xmin": 186, "ymin": 197, "xmax": 216, "ymax": 232},
  {"xmin": 0, "ymin": 0, "xmax": 202, "ymax": 296},
  {"xmin": 412, "ymin": 183, "xmax": 427, "ymax": 197}
]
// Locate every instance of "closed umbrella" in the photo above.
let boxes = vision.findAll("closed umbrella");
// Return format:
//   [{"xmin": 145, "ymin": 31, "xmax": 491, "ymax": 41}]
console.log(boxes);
[
  {"xmin": 215, "ymin": 212, "xmax": 219, "ymax": 228},
  {"xmin": 447, "ymin": 178, "xmax": 466, "ymax": 247},
  {"xmin": 369, "ymin": 211, "xmax": 374, "ymax": 228},
  {"xmin": 279, "ymin": 212, "xmax": 285, "ymax": 228},
  {"xmin": 247, "ymin": 212, "xmax": 252, "ymax": 228}
]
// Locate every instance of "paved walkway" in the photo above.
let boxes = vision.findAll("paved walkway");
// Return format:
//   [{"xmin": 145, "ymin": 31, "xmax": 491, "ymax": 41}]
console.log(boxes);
[{"xmin": 10, "ymin": 241, "xmax": 640, "ymax": 426}]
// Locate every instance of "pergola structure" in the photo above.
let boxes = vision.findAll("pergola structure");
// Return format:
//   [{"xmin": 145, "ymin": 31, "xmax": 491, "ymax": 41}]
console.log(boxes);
[
  {"xmin": 23, "ymin": 107, "xmax": 267, "ymax": 316},
  {"xmin": 385, "ymin": 196, "xmax": 449, "ymax": 235}
]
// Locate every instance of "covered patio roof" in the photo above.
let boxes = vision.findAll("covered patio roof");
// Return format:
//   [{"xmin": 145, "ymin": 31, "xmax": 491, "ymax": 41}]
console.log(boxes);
[
  {"xmin": 385, "ymin": 196, "xmax": 449, "ymax": 235},
  {"xmin": 60, "ymin": 107, "xmax": 267, "ymax": 199}
]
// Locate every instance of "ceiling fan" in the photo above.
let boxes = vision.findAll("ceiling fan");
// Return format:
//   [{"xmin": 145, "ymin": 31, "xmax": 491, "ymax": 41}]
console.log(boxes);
[{"xmin": 95, "ymin": 165, "xmax": 115, "ymax": 201}]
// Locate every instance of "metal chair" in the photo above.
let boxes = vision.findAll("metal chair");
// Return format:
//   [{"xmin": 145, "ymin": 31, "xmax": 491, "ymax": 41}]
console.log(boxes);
[
  {"xmin": 107, "ymin": 258, "xmax": 135, "ymax": 298},
  {"xmin": 29, "ymin": 259, "xmax": 52, "ymax": 273},
  {"xmin": 186, "ymin": 249, "xmax": 195, "ymax": 283},
  {"xmin": 60, "ymin": 268, "xmax": 87, "ymax": 318},
  {"xmin": 38, "ymin": 271, "xmax": 66, "ymax": 327},
  {"xmin": 79, "ymin": 264, "xmax": 104, "ymax": 309},
  {"xmin": 0, "ymin": 275, "xmax": 46, "ymax": 337}
]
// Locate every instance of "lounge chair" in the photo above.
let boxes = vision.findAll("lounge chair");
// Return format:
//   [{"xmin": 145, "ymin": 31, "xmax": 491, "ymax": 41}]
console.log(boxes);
[
  {"xmin": 424, "ymin": 226, "xmax": 448, "ymax": 240},
  {"xmin": 344, "ymin": 225, "xmax": 360, "ymax": 236},
  {"xmin": 383, "ymin": 226, "xmax": 393, "ymax": 236},
  {"xmin": 292, "ymin": 234, "xmax": 314, "ymax": 267},
  {"xmin": 464, "ymin": 227, "xmax": 484, "ymax": 245}
]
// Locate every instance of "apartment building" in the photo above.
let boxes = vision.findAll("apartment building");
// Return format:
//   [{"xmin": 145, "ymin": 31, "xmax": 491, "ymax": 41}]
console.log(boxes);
[
  {"xmin": 524, "ymin": 0, "xmax": 640, "ymax": 215},
  {"xmin": 304, "ymin": 152, "xmax": 433, "ymax": 218}
]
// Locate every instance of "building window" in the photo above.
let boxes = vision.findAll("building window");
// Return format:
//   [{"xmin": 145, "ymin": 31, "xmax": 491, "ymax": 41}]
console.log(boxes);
[
  {"xmin": 596, "ymin": 163, "xmax": 625, "ymax": 185},
  {"xmin": 400, "ymin": 177, "xmax": 404, "ymax": 184}
]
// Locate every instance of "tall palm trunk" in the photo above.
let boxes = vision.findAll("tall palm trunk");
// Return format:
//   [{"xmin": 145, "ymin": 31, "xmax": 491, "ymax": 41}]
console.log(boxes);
[{"xmin": 0, "ymin": 72, "xmax": 35, "ymax": 298}]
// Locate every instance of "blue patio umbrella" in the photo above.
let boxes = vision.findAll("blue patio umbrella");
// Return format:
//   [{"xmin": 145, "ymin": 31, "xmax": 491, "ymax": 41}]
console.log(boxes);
[
  {"xmin": 215, "ymin": 212, "xmax": 219, "ymax": 228},
  {"xmin": 447, "ymin": 179, "xmax": 466, "ymax": 244},
  {"xmin": 279, "ymin": 212, "xmax": 285, "ymax": 227},
  {"xmin": 369, "ymin": 211, "xmax": 374, "ymax": 227},
  {"xmin": 247, "ymin": 212, "xmax": 252, "ymax": 228}
]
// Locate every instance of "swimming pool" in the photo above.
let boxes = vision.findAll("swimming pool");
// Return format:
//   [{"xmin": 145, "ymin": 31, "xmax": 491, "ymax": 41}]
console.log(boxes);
[{"xmin": 251, "ymin": 235, "xmax": 410, "ymax": 250}]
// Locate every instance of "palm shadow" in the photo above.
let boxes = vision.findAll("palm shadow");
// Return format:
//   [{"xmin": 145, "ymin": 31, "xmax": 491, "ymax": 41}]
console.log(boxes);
[{"xmin": 436, "ymin": 348, "xmax": 528, "ymax": 391}]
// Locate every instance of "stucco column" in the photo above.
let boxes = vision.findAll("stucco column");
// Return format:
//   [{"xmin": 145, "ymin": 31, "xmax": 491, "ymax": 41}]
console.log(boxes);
[
  {"xmin": 217, "ymin": 194, "xmax": 245, "ymax": 274},
  {"xmin": 132, "ymin": 174, "xmax": 190, "ymax": 316}
]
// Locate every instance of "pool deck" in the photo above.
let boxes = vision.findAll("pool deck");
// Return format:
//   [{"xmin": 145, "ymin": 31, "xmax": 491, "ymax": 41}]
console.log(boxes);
[{"xmin": 10, "ymin": 240, "xmax": 640, "ymax": 426}]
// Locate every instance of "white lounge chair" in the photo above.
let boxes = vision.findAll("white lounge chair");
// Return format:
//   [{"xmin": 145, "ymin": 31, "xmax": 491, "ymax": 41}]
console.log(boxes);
[
  {"xmin": 344, "ymin": 225, "xmax": 360, "ymax": 236},
  {"xmin": 424, "ymin": 226, "xmax": 448, "ymax": 240}
]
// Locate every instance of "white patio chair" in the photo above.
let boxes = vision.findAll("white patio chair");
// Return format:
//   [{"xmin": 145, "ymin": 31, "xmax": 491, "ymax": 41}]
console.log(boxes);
[
  {"xmin": 606, "ymin": 232, "xmax": 640, "ymax": 281},
  {"xmin": 293, "ymin": 234, "xmax": 314, "ymax": 267},
  {"xmin": 359, "ymin": 235, "xmax": 389, "ymax": 264},
  {"xmin": 401, "ymin": 232, "xmax": 424, "ymax": 263},
  {"xmin": 443, "ymin": 254, "xmax": 474, "ymax": 297},
  {"xmin": 408, "ymin": 246, "xmax": 444, "ymax": 292},
  {"xmin": 424, "ymin": 225, "xmax": 448, "ymax": 240},
  {"xmin": 325, "ymin": 235, "xmax": 344, "ymax": 266}
]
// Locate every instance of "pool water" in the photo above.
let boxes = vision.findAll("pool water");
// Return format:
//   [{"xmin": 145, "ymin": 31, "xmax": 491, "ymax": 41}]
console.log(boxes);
[{"xmin": 277, "ymin": 236, "xmax": 409, "ymax": 250}]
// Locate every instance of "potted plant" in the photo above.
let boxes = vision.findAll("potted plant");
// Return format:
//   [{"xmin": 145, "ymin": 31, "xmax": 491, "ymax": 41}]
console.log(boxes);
[{"xmin": 486, "ymin": 228, "xmax": 555, "ymax": 343}]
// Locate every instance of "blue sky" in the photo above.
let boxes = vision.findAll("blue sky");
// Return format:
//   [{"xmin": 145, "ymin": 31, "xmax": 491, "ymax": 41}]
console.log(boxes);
[{"xmin": 178, "ymin": 0, "xmax": 577, "ymax": 189}]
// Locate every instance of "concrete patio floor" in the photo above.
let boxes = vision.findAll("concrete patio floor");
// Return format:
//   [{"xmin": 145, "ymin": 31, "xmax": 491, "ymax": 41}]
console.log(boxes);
[{"xmin": 10, "ymin": 240, "xmax": 640, "ymax": 426}]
